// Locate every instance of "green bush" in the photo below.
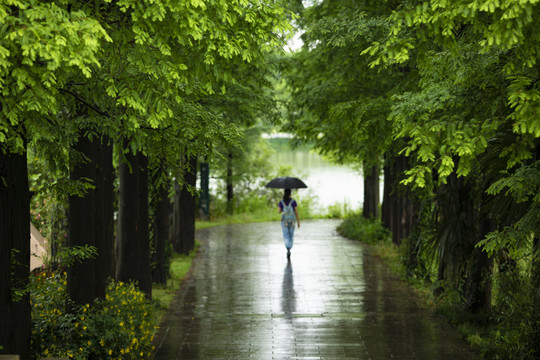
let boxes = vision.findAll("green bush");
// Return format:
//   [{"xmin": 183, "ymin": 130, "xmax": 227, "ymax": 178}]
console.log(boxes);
[
  {"xmin": 337, "ymin": 215, "xmax": 391, "ymax": 244},
  {"xmin": 324, "ymin": 201, "xmax": 357, "ymax": 219},
  {"xmin": 31, "ymin": 272, "xmax": 155, "ymax": 359}
]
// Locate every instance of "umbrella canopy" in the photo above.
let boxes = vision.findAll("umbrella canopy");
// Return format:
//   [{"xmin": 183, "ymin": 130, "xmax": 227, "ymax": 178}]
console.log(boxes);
[{"xmin": 265, "ymin": 176, "xmax": 308, "ymax": 189}]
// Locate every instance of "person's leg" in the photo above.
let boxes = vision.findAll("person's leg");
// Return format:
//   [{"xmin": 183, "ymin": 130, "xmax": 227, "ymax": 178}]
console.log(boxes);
[
  {"xmin": 286, "ymin": 224, "xmax": 295, "ymax": 259},
  {"xmin": 288, "ymin": 223, "xmax": 295, "ymax": 248},
  {"xmin": 281, "ymin": 222, "xmax": 294, "ymax": 250},
  {"xmin": 282, "ymin": 222, "xmax": 292, "ymax": 250}
]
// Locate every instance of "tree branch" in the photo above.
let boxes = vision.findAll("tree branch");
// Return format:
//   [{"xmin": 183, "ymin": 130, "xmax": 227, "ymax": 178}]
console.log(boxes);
[{"xmin": 59, "ymin": 88, "xmax": 110, "ymax": 117}]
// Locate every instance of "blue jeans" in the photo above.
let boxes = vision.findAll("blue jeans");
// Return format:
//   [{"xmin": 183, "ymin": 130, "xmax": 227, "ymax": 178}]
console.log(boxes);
[{"xmin": 281, "ymin": 221, "xmax": 295, "ymax": 250}]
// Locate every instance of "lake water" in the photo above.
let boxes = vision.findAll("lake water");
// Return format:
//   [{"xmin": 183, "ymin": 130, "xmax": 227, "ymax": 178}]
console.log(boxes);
[{"xmin": 268, "ymin": 142, "xmax": 365, "ymax": 214}]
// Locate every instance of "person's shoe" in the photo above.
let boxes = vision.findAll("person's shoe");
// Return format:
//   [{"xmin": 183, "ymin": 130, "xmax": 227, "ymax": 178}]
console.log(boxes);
[{"xmin": 287, "ymin": 249, "xmax": 291, "ymax": 259}]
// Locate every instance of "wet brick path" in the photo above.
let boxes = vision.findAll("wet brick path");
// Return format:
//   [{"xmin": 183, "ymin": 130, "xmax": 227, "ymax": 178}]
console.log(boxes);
[{"xmin": 153, "ymin": 219, "xmax": 478, "ymax": 359}]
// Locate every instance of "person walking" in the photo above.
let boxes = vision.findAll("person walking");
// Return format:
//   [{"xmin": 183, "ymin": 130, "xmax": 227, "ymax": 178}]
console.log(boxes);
[{"xmin": 278, "ymin": 188, "xmax": 300, "ymax": 259}]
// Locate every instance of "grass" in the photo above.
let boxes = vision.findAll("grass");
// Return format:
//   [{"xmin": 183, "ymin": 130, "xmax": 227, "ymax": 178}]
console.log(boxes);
[
  {"xmin": 196, "ymin": 208, "xmax": 278, "ymax": 230},
  {"xmin": 196, "ymin": 200, "xmax": 355, "ymax": 231},
  {"xmin": 152, "ymin": 244, "xmax": 199, "ymax": 321}
]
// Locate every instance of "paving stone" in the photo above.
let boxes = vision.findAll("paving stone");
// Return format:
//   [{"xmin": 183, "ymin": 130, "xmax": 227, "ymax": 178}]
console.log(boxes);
[{"xmin": 153, "ymin": 219, "xmax": 479, "ymax": 360}]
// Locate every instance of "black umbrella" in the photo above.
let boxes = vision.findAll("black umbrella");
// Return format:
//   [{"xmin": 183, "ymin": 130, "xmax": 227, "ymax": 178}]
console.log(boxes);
[{"xmin": 265, "ymin": 176, "xmax": 308, "ymax": 189}]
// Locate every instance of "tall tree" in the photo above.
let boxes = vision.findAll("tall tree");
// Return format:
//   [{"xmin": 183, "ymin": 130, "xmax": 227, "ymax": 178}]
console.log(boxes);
[
  {"xmin": 0, "ymin": 2, "xmax": 107, "ymax": 356},
  {"xmin": 206, "ymin": 60, "xmax": 281, "ymax": 214}
]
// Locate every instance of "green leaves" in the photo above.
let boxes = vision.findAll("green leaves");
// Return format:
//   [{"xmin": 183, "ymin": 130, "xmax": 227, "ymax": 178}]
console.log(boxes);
[
  {"xmin": 0, "ymin": 0, "xmax": 109, "ymax": 151},
  {"xmin": 56, "ymin": 245, "xmax": 98, "ymax": 268}
]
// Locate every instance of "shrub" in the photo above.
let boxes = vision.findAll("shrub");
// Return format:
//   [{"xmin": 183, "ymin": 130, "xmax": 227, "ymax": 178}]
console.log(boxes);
[
  {"xmin": 31, "ymin": 272, "xmax": 155, "ymax": 359},
  {"xmin": 337, "ymin": 215, "xmax": 391, "ymax": 244}
]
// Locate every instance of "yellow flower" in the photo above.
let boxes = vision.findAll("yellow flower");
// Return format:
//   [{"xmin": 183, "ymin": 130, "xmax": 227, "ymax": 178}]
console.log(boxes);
[
  {"xmin": 108, "ymin": 349, "xmax": 112, "ymax": 355},
  {"xmin": 75, "ymin": 322, "xmax": 79, "ymax": 327}
]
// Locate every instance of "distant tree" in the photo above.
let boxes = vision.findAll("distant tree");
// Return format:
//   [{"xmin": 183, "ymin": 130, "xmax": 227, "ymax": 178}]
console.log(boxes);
[
  {"xmin": 282, "ymin": 0, "xmax": 414, "ymax": 223},
  {"xmin": 206, "ymin": 61, "xmax": 280, "ymax": 214}
]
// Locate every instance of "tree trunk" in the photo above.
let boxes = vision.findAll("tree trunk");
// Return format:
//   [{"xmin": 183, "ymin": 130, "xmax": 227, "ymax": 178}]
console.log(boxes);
[
  {"xmin": 465, "ymin": 246, "xmax": 492, "ymax": 313},
  {"xmin": 116, "ymin": 150, "xmax": 152, "ymax": 298},
  {"xmin": 152, "ymin": 181, "xmax": 171, "ymax": 285},
  {"xmin": 465, "ymin": 181, "xmax": 493, "ymax": 313},
  {"xmin": 382, "ymin": 154, "xmax": 418, "ymax": 245},
  {"xmin": 172, "ymin": 155, "xmax": 197, "ymax": 255},
  {"xmin": 529, "ymin": 143, "xmax": 540, "ymax": 358},
  {"xmin": 465, "ymin": 192, "xmax": 493, "ymax": 313},
  {"xmin": 94, "ymin": 136, "xmax": 114, "ymax": 298},
  {"xmin": 68, "ymin": 134, "xmax": 98, "ymax": 306},
  {"xmin": 530, "ymin": 235, "xmax": 540, "ymax": 359},
  {"xmin": 362, "ymin": 162, "xmax": 379, "ymax": 219},
  {"xmin": 381, "ymin": 157, "xmax": 393, "ymax": 232},
  {"xmin": 0, "ymin": 146, "xmax": 31, "ymax": 360},
  {"xmin": 226, "ymin": 151, "xmax": 234, "ymax": 215},
  {"xmin": 68, "ymin": 133, "xmax": 114, "ymax": 305},
  {"xmin": 116, "ymin": 151, "xmax": 138, "ymax": 284},
  {"xmin": 136, "ymin": 153, "xmax": 152, "ymax": 297},
  {"xmin": 439, "ymin": 173, "xmax": 492, "ymax": 313}
]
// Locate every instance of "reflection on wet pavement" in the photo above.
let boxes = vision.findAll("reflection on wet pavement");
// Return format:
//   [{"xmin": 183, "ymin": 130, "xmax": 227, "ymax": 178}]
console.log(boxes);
[{"xmin": 153, "ymin": 219, "xmax": 478, "ymax": 359}]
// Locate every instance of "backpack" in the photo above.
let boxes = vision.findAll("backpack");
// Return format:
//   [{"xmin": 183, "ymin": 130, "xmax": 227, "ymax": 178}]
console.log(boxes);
[{"xmin": 280, "ymin": 199, "xmax": 296, "ymax": 226}]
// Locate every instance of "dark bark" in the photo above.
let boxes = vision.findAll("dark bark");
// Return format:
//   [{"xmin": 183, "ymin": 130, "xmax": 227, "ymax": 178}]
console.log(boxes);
[
  {"xmin": 529, "ymin": 143, "xmax": 540, "ymax": 359},
  {"xmin": 116, "ymin": 151, "xmax": 139, "ymax": 283},
  {"xmin": 136, "ymin": 153, "xmax": 152, "ymax": 297},
  {"xmin": 436, "ymin": 173, "xmax": 492, "ymax": 313},
  {"xmin": 172, "ymin": 155, "xmax": 197, "ymax": 255},
  {"xmin": 94, "ymin": 136, "xmax": 114, "ymax": 298},
  {"xmin": 464, "ymin": 182, "xmax": 493, "ymax": 313},
  {"xmin": 68, "ymin": 133, "xmax": 115, "ymax": 305},
  {"xmin": 530, "ymin": 235, "xmax": 540, "ymax": 360},
  {"xmin": 0, "ymin": 146, "xmax": 31, "ymax": 360},
  {"xmin": 381, "ymin": 154, "xmax": 418, "ymax": 245},
  {"xmin": 465, "ymin": 246, "xmax": 492, "ymax": 313},
  {"xmin": 116, "ymin": 151, "xmax": 152, "ymax": 298},
  {"xmin": 362, "ymin": 163, "xmax": 379, "ymax": 219},
  {"xmin": 68, "ymin": 134, "xmax": 98, "ymax": 306},
  {"xmin": 152, "ymin": 182, "xmax": 171, "ymax": 285},
  {"xmin": 226, "ymin": 151, "xmax": 234, "ymax": 215}
]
